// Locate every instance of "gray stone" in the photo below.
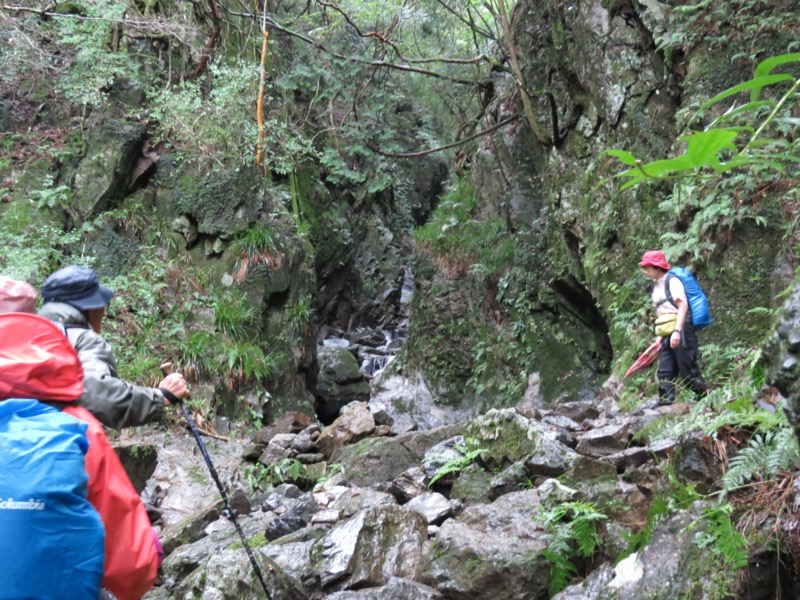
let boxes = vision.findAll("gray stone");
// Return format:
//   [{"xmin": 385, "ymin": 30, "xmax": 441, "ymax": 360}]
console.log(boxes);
[
  {"xmin": 385, "ymin": 467, "xmax": 428, "ymax": 503},
  {"xmin": 314, "ymin": 505, "xmax": 427, "ymax": 588},
  {"xmin": 404, "ymin": 492, "xmax": 452, "ymax": 525},
  {"xmin": 330, "ymin": 488, "xmax": 397, "ymax": 518},
  {"xmin": 417, "ymin": 489, "xmax": 550, "ymax": 598},
  {"xmin": 325, "ymin": 577, "xmax": 443, "ymax": 599},
  {"xmin": 317, "ymin": 401, "xmax": 376, "ymax": 457},
  {"xmin": 317, "ymin": 346, "xmax": 371, "ymax": 422},
  {"xmin": 574, "ymin": 423, "xmax": 632, "ymax": 458}
]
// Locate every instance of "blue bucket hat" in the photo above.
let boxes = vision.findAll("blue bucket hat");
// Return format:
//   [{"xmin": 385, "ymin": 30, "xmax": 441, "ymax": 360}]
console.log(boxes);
[{"xmin": 41, "ymin": 266, "xmax": 114, "ymax": 311}]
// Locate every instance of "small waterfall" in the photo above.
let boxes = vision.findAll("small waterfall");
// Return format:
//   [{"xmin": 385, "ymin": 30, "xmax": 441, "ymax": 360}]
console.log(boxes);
[
  {"xmin": 358, "ymin": 329, "xmax": 398, "ymax": 379},
  {"xmin": 361, "ymin": 353, "xmax": 391, "ymax": 377},
  {"xmin": 320, "ymin": 328, "xmax": 405, "ymax": 380},
  {"xmin": 400, "ymin": 264, "xmax": 413, "ymax": 304}
]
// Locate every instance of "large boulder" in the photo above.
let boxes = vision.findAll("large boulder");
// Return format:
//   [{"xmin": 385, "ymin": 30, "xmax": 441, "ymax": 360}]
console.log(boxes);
[
  {"xmin": 70, "ymin": 118, "xmax": 147, "ymax": 217},
  {"xmin": 316, "ymin": 346, "xmax": 371, "ymax": 422},
  {"xmin": 417, "ymin": 489, "xmax": 550, "ymax": 600},
  {"xmin": 312, "ymin": 505, "xmax": 428, "ymax": 590}
]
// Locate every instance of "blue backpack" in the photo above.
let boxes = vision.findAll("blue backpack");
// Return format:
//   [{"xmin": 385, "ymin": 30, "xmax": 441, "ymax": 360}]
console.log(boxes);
[
  {"xmin": 665, "ymin": 267, "xmax": 712, "ymax": 329},
  {"xmin": 0, "ymin": 398, "xmax": 105, "ymax": 600}
]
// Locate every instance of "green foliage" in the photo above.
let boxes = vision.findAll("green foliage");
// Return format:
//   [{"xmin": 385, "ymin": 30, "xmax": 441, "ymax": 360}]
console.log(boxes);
[
  {"xmin": 721, "ymin": 428, "xmax": 798, "ymax": 492},
  {"xmin": 98, "ymin": 243, "xmax": 291, "ymax": 395},
  {"xmin": 539, "ymin": 501, "xmax": 608, "ymax": 596},
  {"xmin": 214, "ymin": 293, "xmax": 258, "ymax": 340},
  {"xmin": 630, "ymin": 343, "xmax": 782, "ymax": 445},
  {"xmin": 273, "ymin": 0, "xmax": 496, "ymax": 191},
  {"xmin": 145, "ymin": 59, "xmax": 314, "ymax": 168},
  {"xmin": 655, "ymin": 0, "xmax": 800, "ymax": 58},
  {"xmin": 245, "ymin": 458, "xmax": 306, "ymax": 491},
  {"xmin": 315, "ymin": 463, "xmax": 345, "ymax": 486},
  {"xmin": 230, "ymin": 222, "xmax": 284, "ymax": 283},
  {"xmin": 618, "ymin": 464, "xmax": 702, "ymax": 562},
  {"xmin": 617, "ymin": 495, "xmax": 670, "ymax": 563},
  {"xmin": 245, "ymin": 405, "xmax": 264, "ymax": 431},
  {"xmin": 686, "ymin": 503, "xmax": 749, "ymax": 570},
  {"xmin": 606, "ymin": 275, "xmax": 653, "ymax": 366},
  {"xmin": 286, "ymin": 294, "xmax": 315, "ymax": 337},
  {"xmin": 428, "ymin": 443, "xmax": 487, "ymax": 487},
  {"xmin": 603, "ymin": 53, "xmax": 799, "ymax": 190},
  {"xmin": 32, "ymin": 184, "xmax": 72, "ymax": 213},
  {"xmin": 228, "ymin": 532, "xmax": 267, "ymax": 551},
  {"xmin": 414, "ymin": 177, "xmax": 514, "ymax": 280},
  {"xmin": 0, "ymin": 198, "xmax": 81, "ymax": 282},
  {"xmin": 466, "ymin": 324, "xmax": 528, "ymax": 403},
  {"xmin": 46, "ymin": 0, "xmax": 144, "ymax": 108}
]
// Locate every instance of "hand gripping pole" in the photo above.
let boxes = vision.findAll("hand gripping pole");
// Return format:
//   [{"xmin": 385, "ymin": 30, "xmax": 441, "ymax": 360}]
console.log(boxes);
[{"xmin": 160, "ymin": 363, "xmax": 271, "ymax": 598}]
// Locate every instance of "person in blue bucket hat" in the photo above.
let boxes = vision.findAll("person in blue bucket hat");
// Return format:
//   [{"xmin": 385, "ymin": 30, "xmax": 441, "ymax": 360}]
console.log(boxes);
[
  {"xmin": 41, "ymin": 265, "xmax": 115, "ymax": 330},
  {"xmin": 38, "ymin": 265, "xmax": 191, "ymax": 430}
]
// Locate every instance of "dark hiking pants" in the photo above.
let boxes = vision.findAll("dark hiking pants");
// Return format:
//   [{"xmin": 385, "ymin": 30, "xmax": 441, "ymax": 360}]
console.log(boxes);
[{"xmin": 657, "ymin": 321, "xmax": 707, "ymax": 403}]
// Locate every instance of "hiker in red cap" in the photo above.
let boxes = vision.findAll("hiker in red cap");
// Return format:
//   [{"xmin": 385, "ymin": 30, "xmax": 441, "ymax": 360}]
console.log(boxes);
[
  {"xmin": 640, "ymin": 251, "xmax": 707, "ymax": 405},
  {"xmin": 0, "ymin": 275, "xmax": 37, "ymax": 313}
]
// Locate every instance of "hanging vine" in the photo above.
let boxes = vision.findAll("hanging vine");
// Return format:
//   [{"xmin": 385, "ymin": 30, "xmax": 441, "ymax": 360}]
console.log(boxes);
[{"xmin": 254, "ymin": 0, "xmax": 270, "ymax": 170}]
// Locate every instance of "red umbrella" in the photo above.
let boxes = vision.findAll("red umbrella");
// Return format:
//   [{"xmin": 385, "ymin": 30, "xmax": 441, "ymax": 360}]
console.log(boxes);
[{"xmin": 625, "ymin": 340, "xmax": 661, "ymax": 377}]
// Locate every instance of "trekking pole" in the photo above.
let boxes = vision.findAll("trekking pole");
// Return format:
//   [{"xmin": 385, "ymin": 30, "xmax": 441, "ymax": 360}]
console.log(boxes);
[{"xmin": 160, "ymin": 363, "xmax": 272, "ymax": 599}]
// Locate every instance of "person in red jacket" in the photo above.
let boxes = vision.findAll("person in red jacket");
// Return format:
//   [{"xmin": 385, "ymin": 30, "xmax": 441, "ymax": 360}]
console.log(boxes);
[{"xmin": 0, "ymin": 285, "xmax": 160, "ymax": 600}]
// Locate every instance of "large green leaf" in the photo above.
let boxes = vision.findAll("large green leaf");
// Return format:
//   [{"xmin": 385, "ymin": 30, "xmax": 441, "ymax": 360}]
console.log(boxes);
[
  {"xmin": 683, "ymin": 129, "xmax": 739, "ymax": 167},
  {"xmin": 702, "ymin": 74, "xmax": 793, "ymax": 108},
  {"xmin": 707, "ymin": 100, "xmax": 774, "ymax": 127},
  {"xmin": 603, "ymin": 149, "xmax": 638, "ymax": 165},
  {"xmin": 754, "ymin": 53, "xmax": 800, "ymax": 79}
]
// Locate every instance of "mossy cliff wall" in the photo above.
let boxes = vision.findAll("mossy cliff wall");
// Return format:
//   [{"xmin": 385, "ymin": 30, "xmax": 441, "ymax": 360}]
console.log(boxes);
[{"xmin": 404, "ymin": 0, "xmax": 798, "ymax": 406}]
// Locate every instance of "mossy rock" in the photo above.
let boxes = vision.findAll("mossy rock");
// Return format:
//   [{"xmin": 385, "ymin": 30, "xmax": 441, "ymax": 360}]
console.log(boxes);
[
  {"xmin": 171, "ymin": 166, "xmax": 269, "ymax": 237},
  {"xmin": 70, "ymin": 118, "xmax": 146, "ymax": 218},
  {"xmin": 466, "ymin": 409, "xmax": 549, "ymax": 470}
]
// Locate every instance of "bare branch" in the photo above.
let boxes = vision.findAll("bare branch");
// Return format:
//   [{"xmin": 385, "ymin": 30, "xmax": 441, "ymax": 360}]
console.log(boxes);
[
  {"xmin": 366, "ymin": 113, "xmax": 519, "ymax": 158},
  {"xmin": 191, "ymin": 0, "xmax": 222, "ymax": 77},
  {"xmin": 216, "ymin": 4, "xmax": 496, "ymax": 83},
  {"xmin": 1, "ymin": 4, "xmax": 197, "ymax": 51},
  {"xmin": 434, "ymin": 0, "xmax": 497, "ymax": 42},
  {"xmin": 316, "ymin": 0, "xmax": 405, "ymax": 61}
]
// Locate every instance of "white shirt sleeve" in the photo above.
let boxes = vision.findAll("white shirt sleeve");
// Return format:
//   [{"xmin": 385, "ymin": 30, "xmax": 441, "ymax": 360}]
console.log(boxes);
[{"xmin": 668, "ymin": 275, "xmax": 688, "ymax": 305}]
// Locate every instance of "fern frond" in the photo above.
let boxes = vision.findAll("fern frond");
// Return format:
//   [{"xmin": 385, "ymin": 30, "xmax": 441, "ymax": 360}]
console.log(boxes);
[
  {"xmin": 698, "ymin": 504, "xmax": 749, "ymax": 569},
  {"xmin": 541, "ymin": 549, "xmax": 577, "ymax": 596},
  {"xmin": 538, "ymin": 501, "xmax": 608, "ymax": 596},
  {"xmin": 721, "ymin": 428, "xmax": 798, "ymax": 492},
  {"xmin": 427, "ymin": 445, "xmax": 487, "ymax": 487}
]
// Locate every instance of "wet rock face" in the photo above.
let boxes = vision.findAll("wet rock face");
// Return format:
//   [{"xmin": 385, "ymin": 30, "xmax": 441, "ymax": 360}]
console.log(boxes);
[
  {"xmin": 141, "ymin": 369, "xmax": 742, "ymax": 600},
  {"xmin": 70, "ymin": 118, "xmax": 147, "ymax": 218},
  {"xmin": 416, "ymin": 489, "xmax": 551, "ymax": 600},
  {"xmin": 114, "ymin": 443, "xmax": 157, "ymax": 494},
  {"xmin": 764, "ymin": 273, "xmax": 800, "ymax": 442}
]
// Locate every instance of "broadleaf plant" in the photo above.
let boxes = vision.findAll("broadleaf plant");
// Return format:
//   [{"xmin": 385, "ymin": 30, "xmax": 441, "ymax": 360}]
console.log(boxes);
[{"xmin": 602, "ymin": 53, "xmax": 800, "ymax": 189}]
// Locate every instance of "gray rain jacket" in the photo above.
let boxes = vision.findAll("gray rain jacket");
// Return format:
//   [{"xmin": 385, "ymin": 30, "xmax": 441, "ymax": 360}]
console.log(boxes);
[{"xmin": 38, "ymin": 302, "xmax": 165, "ymax": 429}]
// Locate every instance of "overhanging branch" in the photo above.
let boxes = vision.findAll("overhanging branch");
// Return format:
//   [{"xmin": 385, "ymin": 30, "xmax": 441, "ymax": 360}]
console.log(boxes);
[
  {"xmin": 217, "ymin": 5, "xmax": 496, "ymax": 84},
  {"xmin": 366, "ymin": 113, "xmax": 519, "ymax": 158}
]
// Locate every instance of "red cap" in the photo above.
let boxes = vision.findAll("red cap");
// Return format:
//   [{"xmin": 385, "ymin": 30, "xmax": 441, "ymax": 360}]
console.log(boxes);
[
  {"xmin": 0, "ymin": 276, "xmax": 37, "ymax": 314},
  {"xmin": 640, "ymin": 250, "xmax": 671, "ymax": 270}
]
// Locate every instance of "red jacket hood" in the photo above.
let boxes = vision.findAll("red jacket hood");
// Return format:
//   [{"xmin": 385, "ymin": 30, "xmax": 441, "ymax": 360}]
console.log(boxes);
[{"xmin": 0, "ymin": 313, "xmax": 84, "ymax": 402}]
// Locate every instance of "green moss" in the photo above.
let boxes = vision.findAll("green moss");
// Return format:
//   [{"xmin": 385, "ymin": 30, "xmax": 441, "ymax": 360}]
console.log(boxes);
[
  {"xmin": 187, "ymin": 465, "xmax": 209, "ymax": 485},
  {"xmin": 466, "ymin": 410, "xmax": 542, "ymax": 469},
  {"xmin": 228, "ymin": 532, "xmax": 267, "ymax": 550}
]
